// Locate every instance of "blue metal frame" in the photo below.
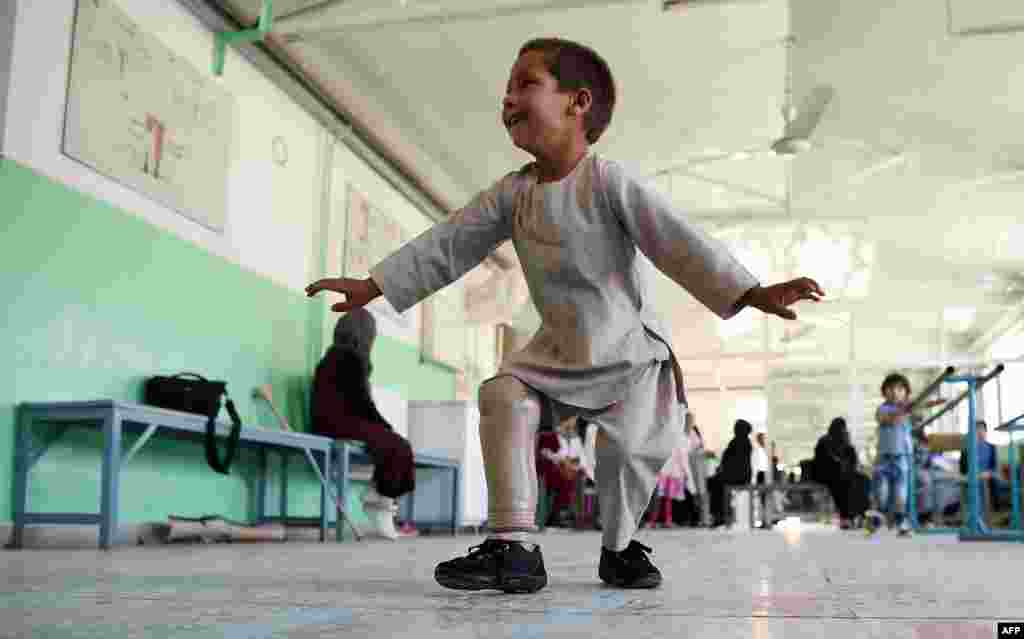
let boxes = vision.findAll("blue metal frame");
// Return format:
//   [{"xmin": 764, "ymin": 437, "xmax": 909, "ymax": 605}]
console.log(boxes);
[
  {"xmin": 331, "ymin": 441, "xmax": 460, "ymax": 541},
  {"xmin": 8, "ymin": 400, "xmax": 332, "ymax": 550},
  {"xmin": 909, "ymin": 374, "xmax": 1024, "ymax": 541},
  {"xmin": 995, "ymin": 412, "xmax": 1024, "ymax": 532}
]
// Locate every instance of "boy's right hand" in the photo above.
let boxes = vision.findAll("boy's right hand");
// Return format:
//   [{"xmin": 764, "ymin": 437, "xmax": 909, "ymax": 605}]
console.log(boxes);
[{"xmin": 305, "ymin": 277, "xmax": 382, "ymax": 312}]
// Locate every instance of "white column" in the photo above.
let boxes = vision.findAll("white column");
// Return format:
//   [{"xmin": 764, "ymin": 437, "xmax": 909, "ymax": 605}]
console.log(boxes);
[{"xmin": 0, "ymin": 0, "xmax": 18, "ymax": 156}]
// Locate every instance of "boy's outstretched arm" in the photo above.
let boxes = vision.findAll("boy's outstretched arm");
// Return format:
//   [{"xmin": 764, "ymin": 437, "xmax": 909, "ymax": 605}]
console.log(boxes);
[
  {"xmin": 306, "ymin": 174, "xmax": 516, "ymax": 314},
  {"xmin": 599, "ymin": 158, "xmax": 823, "ymax": 320},
  {"xmin": 305, "ymin": 277, "xmax": 382, "ymax": 313},
  {"xmin": 735, "ymin": 279, "xmax": 825, "ymax": 320}
]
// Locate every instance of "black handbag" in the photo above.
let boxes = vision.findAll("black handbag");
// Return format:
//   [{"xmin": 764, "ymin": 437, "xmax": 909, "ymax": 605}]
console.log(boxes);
[{"xmin": 143, "ymin": 372, "xmax": 242, "ymax": 474}]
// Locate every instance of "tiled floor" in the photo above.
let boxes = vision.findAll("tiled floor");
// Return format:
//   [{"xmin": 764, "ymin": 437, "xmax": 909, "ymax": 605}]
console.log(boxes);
[{"xmin": 2, "ymin": 522, "xmax": 1020, "ymax": 638}]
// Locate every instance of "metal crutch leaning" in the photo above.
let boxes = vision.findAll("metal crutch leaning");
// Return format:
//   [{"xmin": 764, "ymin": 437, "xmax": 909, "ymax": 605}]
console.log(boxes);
[{"xmin": 253, "ymin": 385, "xmax": 362, "ymax": 541}]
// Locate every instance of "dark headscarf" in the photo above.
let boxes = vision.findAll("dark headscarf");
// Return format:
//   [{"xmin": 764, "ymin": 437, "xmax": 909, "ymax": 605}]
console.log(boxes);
[
  {"xmin": 332, "ymin": 308, "xmax": 376, "ymax": 377},
  {"xmin": 827, "ymin": 417, "xmax": 850, "ymax": 445},
  {"xmin": 815, "ymin": 416, "xmax": 856, "ymax": 480},
  {"xmin": 718, "ymin": 419, "xmax": 754, "ymax": 483}
]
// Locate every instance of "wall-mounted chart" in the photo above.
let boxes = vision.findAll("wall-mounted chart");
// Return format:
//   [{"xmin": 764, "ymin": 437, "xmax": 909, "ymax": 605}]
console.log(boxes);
[
  {"xmin": 63, "ymin": 0, "xmax": 235, "ymax": 232},
  {"xmin": 343, "ymin": 184, "xmax": 420, "ymax": 346}
]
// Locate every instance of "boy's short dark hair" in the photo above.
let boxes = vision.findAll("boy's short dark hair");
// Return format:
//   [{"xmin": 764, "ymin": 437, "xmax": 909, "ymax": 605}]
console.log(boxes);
[
  {"xmin": 519, "ymin": 38, "xmax": 616, "ymax": 144},
  {"xmin": 880, "ymin": 373, "xmax": 911, "ymax": 397}
]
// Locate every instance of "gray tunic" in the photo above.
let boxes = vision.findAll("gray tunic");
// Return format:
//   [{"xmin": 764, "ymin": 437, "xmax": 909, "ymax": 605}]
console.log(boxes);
[{"xmin": 370, "ymin": 152, "xmax": 759, "ymax": 411}]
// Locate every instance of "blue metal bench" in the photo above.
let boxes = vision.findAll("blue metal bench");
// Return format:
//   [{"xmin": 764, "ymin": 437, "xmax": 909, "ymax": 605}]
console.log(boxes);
[
  {"xmin": 9, "ymin": 400, "xmax": 334, "ymax": 550},
  {"xmin": 331, "ymin": 441, "xmax": 460, "ymax": 540}
]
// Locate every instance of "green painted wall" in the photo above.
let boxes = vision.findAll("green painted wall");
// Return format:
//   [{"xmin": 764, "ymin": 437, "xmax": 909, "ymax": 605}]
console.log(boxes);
[{"xmin": 1, "ymin": 158, "xmax": 455, "ymax": 527}]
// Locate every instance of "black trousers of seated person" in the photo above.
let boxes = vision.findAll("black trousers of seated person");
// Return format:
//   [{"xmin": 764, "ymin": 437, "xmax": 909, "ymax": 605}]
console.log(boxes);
[
  {"xmin": 314, "ymin": 414, "xmax": 415, "ymax": 499},
  {"xmin": 671, "ymin": 491, "xmax": 701, "ymax": 527},
  {"xmin": 819, "ymin": 471, "xmax": 869, "ymax": 520},
  {"xmin": 708, "ymin": 475, "xmax": 746, "ymax": 525}
]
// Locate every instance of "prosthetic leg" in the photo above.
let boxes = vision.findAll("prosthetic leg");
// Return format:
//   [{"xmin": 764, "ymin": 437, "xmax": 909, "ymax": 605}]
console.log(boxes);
[{"xmin": 434, "ymin": 376, "xmax": 547, "ymax": 593}]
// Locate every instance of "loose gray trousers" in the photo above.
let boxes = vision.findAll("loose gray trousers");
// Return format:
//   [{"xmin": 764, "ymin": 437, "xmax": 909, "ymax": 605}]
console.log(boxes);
[{"xmin": 479, "ymin": 359, "xmax": 684, "ymax": 552}]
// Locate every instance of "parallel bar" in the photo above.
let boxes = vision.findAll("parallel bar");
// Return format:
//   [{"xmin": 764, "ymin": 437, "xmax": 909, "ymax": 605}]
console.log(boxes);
[
  {"xmin": 919, "ymin": 365, "xmax": 1005, "ymax": 430},
  {"xmin": 993, "ymin": 412, "xmax": 1024, "ymax": 531},
  {"xmin": 903, "ymin": 364, "xmax": 953, "ymax": 530},
  {"xmin": 1012, "ymin": 434, "xmax": 1021, "ymax": 531},
  {"xmin": 907, "ymin": 366, "xmax": 955, "ymax": 413},
  {"xmin": 964, "ymin": 379, "xmax": 982, "ymax": 537},
  {"xmin": 997, "ymin": 412, "xmax": 1024, "ymax": 432}
]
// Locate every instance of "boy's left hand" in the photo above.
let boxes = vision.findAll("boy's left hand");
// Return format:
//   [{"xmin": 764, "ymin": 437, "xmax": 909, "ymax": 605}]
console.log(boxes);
[{"xmin": 743, "ymin": 277, "xmax": 824, "ymax": 320}]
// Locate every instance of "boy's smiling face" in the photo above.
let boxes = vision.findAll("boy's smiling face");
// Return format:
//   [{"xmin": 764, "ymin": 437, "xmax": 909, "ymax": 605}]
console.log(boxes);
[{"xmin": 502, "ymin": 50, "xmax": 584, "ymax": 161}]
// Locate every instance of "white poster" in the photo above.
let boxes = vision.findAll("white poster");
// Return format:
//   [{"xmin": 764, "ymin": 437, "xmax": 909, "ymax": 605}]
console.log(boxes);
[
  {"xmin": 62, "ymin": 0, "xmax": 234, "ymax": 232},
  {"xmin": 342, "ymin": 184, "xmax": 420, "ymax": 346}
]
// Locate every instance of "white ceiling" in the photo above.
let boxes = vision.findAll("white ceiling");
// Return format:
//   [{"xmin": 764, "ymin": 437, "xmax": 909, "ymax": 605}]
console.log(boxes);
[{"xmin": 218, "ymin": 0, "xmax": 1024, "ymax": 459}]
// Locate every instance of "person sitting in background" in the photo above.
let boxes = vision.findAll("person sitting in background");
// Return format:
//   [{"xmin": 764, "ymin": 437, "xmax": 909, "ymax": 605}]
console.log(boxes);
[
  {"xmin": 575, "ymin": 417, "xmax": 601, "ymax": 529},
  {"xmin": 960, "ymin": 420, "xmax": 997, "ymax": 478},
  {"xmin": 708, "ymin": 419, "xmax": 754, "ymax": 528},
  {"xmin": 750, "ymin": 431, "xmax": 776, "ymax": 527},
  {"xmin": 752, "ymin": 432, "xmax": 771, "ymax": 486},
  {"xmin": 648, "ymin": 435, "xmax": 691, "ymax": 529},
  {"xmin": 311, "ymin": 309, "xmax": 416, "ymax": 540},
  {"xmin": 682, "ymin": 413, "xmax": 709, "ymax": 527},
  {"xmin": 813, "ymin": 417, "xmax": 861, "ymax": 529},
  {"xmin": 537, "ymin": 417, "xmax": 585, "ymax": 527},
  {"xmin": 913, "ymin": 428, "xmax": 937, "ymax": 527},
  {"xmin": 959, "ymin": 420, "xmax": 1010, "ymax": 513}
]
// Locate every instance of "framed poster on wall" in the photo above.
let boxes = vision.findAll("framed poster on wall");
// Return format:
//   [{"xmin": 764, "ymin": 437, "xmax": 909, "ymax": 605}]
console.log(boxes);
[
  {"xmin": 341, "ymin": 183, "xmax": 420, "ymax": 346},
  {"xmin": 62, "ymin": 0, "xmax": 234, "ymax": 232}
]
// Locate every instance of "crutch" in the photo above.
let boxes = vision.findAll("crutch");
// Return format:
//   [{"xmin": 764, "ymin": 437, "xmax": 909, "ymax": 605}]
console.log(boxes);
[{"xmin": 253, "ymin": 384, "xmax": 362, "ymax": 541}]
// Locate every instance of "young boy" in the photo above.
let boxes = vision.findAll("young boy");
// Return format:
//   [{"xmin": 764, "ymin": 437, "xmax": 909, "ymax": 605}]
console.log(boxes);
[{"xmin": 307, "ymin": 37, "xmax": 823, "ymax": 592}]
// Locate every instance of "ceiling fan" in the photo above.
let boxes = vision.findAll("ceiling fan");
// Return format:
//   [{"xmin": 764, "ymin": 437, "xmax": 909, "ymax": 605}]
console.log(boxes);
[{"xmin": 654, "ymin": 29, "xmax": 907, "ymax": 217}]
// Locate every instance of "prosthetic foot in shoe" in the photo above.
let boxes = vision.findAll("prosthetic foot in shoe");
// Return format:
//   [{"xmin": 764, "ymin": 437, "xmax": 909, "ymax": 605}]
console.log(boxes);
[{"xmin": 434, "ymin": 539, "xmax": 547, "ymax": 594}]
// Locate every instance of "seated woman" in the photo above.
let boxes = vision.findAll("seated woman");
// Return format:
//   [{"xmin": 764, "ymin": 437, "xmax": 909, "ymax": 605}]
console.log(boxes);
[
  {"xmin": 813, "ymin": 417, "xmax": 869, "ymax": 528},
  {"xmin": 707, "ymin": 419, "xmax": 754, "ymax": 527},
  {"xmin": 311, "ymin": 309, "xmax": 415, "ymax": 539},
  {"xmin": 536, "ymin": 417, "xmax": 585, "ymax": 527}
]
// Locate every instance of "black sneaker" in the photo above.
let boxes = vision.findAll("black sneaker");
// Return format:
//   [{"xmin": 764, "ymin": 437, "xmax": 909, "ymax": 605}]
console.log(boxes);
[
  {"xmin": 599, "ymin": 540, "xmax": 662, "ymax": 589},
  {"xmin": 434, "ymin": 539, "xmax": 547, "ymax": 594}
]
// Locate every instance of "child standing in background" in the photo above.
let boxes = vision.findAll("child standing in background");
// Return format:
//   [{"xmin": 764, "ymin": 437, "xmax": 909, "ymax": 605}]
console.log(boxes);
[{"xmin": 872, "ymin": 373, "xmax": 944, "ymax": 535}]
